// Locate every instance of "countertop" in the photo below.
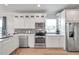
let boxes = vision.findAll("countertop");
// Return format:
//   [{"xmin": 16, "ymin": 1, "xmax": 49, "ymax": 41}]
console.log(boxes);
[
  {"xmin": 0, "ymin": 36, "xmax": 13, "ymax": 42},
  {"xmin": 46, "ymin": 34, "xmax": 65, "ymax": 37},
  {"xmin": 15, "ymin": 33, "xmax": 64, "ymax": 37}
]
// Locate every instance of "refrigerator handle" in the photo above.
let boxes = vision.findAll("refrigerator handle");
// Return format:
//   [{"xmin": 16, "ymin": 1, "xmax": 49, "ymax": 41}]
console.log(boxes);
[
  {"xmin": 69, "ymin": 31, "xmax": 74, "ymax": 39},
  {"xmin": 69, "ymin": 23, "xmax": 74, "ymax": 40}
]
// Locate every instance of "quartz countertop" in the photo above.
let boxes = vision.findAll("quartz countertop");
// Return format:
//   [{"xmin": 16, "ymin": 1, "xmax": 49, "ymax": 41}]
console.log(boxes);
[
  {"xmin": 0, "ymin": 36, "xmax": 13, "ymax": 42},
  {"xmin": 46, "ymin": 34, "xmax": 65, "ymax": 37},
  {"xmin": 0, "ymin": 36, "xmax": 13, "ymax": 39}
]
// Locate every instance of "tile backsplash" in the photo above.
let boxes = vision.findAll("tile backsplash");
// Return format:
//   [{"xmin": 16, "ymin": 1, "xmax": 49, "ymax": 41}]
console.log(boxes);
[{"xmin": 15, "ymin": 29, "xmax": 35, "ymax": 34}]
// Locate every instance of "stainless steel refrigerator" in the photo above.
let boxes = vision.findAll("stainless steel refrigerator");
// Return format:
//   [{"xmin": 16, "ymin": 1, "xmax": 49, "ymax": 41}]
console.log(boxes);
[{"xmin": 66, "ymin": 23, "xmax": 79, "ymax": 51}]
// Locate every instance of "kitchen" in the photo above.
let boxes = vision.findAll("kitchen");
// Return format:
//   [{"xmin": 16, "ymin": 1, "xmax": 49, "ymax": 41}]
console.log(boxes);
[{"xmin": 0, "ymin": 4, "xmax": 79, "ymax": 55}]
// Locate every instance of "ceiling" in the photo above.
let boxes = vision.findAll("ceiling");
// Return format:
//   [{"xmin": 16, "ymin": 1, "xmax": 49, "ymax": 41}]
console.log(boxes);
[
  {"xmin": 0, "ymin": 4, "xmax": 79, "ymax": 18},
  {"xmin": 0, "ymin": 4, "xmax": 79, "ymax": 14}
]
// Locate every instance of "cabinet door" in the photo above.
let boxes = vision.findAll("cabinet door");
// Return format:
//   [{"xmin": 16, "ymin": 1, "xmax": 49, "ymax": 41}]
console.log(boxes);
[
  {"xmin": 14, "ymin": 16, "xmax": 25, "ymax": 28},
  {"xmin": 2, "ymin": 36, "xmax": 19, "ymax": 55},
  {"xmin": 24, "ymin": 18, "xmax": 35, "ymax": 28},
  {"xmin": 59, "ymin": 37, "xmax": 64, "ymax": 48},
  {"xmin": 30, "ymin": 18, "xmax": 35, "ymax": 28},
  {"xmin": 74, "ymin": 23, "xmax": 79, "ymax": 51},
  {"xmin": 35, "ymin": 18, "xmax": 45, "ymax": 22},
  {"xmin": 14, "ymin": 16, "xmax": 20, "ymax": 28},
  {"xmin": 7, "ymin": 16, "xmax": 14, "ymax": 33},
  {"xmin": 66, "ymin": 10, "xmax": 79, "ymax": 22},
  {"xmin": 19, "ymin": 17, "xmax": 25, "ymax": 28},
  {"xmin": 2, "ymin": 37, "xmax": 15, "ymax": 55},
  {"xmin": 46, "ymin": 36, "xmax": 59, "ymax": 48},
  {"xmin": 28, "ymin": 34, "xmax": 35, "ymax": 48}
]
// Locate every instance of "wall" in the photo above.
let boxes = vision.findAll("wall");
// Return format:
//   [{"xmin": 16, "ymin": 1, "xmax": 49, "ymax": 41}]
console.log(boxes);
[
  {"xmin": 46, "ymin": 14, "xmax": 56, "ymax": 19},
  {"xmin": 0, "ymin": 11, "xmax": 15, "ymax": 35}
]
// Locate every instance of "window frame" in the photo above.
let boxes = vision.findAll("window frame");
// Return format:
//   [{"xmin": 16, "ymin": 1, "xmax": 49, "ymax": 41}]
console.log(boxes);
[
  {"xmin": 45, "ymin": 18, "xmax": 59, "ymax": 34},
  {"xmin": 0, "ymin": 17, "xmax": 3, "ymax": 38}
]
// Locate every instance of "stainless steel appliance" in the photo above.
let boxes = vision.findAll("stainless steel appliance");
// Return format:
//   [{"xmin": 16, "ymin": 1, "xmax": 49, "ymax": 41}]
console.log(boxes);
[
  {"xmin": 19, "ymin": 35, "xmax": 28, "ymax": 48},
  {"xmin": 35, "ymin": 23, "xmax": 46, "ymax": 48},
  {"xmin": 66, "ymin": 23, "xmax": 79, "ymax": 51},
  {"xmin": 35, "ymin": 31, "xmax": 46, "ymax": 48}
]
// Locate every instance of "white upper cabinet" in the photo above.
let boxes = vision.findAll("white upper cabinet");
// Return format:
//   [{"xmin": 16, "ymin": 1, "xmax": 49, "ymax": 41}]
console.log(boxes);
[
  {"xmin": 35, "ymin": 15, "xmax": 45, "ymax": 22},
  {"xmin": 65, "ymin": 9, "xmax": 79, "ymax": 22},
  {"xmin": 13, "ymin": 16, "xmax": 19, "ymax": 28},
  {"xmin": 57, "ymin": 9, "xmax": 79, "ymax": 23},
  {"xmin": 7, "ymin": 16, "xmax": 15, "ymax": 34},
  {"xmin": 66, "ymin": 10, "xmax": 79, "ymax": 21},
  {"xmin": 24, "ymin": 16, "xmax": 35, "ymax": 28},
  {"xmin": 29, "ymin": 17, "xmax": 35, "ymax": 28},
  {"xmin": 19, "ymin": 16, "xmax": 25, "ymax": 28},
  {"xmin": 13, "ymin": 13, "xmax": 46, "ymax": 29},
  {"xmin": 14, "ymin": 15, "xmax": 25, "ymax": 28}
]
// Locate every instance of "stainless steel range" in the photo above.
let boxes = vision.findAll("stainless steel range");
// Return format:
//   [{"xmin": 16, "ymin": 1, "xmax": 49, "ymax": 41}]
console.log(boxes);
[{"xmin": 35, "ymin": 23, "xmax": 46, "ymax": 48}]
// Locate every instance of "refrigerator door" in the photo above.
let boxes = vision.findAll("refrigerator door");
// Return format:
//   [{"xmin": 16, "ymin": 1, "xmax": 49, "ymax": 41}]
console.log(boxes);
[
  {"xmin": 66, "ymin": 23, "xmax": 75, "ymax": 51},
  {"xmin": 74, "ymin": 23, "xmax": 79, "ymax": 51},
  {"xmin": 66, "ymin": 23, "xmax": 79, "ymax": 51}
]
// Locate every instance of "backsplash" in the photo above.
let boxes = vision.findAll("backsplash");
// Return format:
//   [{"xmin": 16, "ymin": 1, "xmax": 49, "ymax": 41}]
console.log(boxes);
[{"xmin": 15, "ymin": 29, "xmax": 35, "ymax": 34}]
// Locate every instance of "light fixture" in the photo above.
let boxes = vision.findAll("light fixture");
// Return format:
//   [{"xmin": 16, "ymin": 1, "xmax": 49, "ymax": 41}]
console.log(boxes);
[{"xmin": 37, "ymin": 4, "xmax": 40, "ymax": 7}]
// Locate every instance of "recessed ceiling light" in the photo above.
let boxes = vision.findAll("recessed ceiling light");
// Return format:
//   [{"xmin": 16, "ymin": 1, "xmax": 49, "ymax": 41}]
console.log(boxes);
[{"xmin": 37, "ymin": 4, "xmax": 40, "ymax": 7}]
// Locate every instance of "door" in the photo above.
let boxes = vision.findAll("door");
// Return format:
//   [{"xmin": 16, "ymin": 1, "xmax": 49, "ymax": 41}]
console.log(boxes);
[
  {"xmin": 66, "ymin": 23, "xmax": 79, "ymax": 51},
  {"xmin": 74, "ymin": 23, "xmax": 79, "ymax": 51},
  {"xmin": 66, "ymin": 23, "xmax": 75, "ymax": 51}
]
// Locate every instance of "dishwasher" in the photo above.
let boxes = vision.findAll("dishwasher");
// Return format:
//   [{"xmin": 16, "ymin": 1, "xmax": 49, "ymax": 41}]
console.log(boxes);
[{"xmin": 19, "ymin": 35, "xmax": 29, "ymax": 48}]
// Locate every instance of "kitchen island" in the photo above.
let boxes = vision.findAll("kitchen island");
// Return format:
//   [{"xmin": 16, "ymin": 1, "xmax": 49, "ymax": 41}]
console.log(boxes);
[{"xmin": 0, "ymin": 35, "xmax": 19, "ymax": 55}]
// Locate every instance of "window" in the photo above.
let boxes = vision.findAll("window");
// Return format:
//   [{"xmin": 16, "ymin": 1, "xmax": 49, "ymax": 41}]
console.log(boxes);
[
  {"xmin": 0, "ymin": 17, "xmax": 7, "ymax": 38},
  {"xmin": 0, "ymin": 18, "xmax": 2, "ymax": 38},
  {"xmin": 46, "ymin": 18, "xmax": 65, "ymax": 35},
  {"xmin": 46, "ymin": 19, "xmax": 57, "ymax": 34}
]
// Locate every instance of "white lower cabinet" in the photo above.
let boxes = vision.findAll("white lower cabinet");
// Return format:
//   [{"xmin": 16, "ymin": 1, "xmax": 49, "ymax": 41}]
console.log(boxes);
[
  {"xmin": 28, "ymin": 34, "xmax": 35, "ymax": 48},
  {"xmin": 1, "ymin": 36, "xmax": 19, "ymax": 55},
  {"xmin": 46, "ymin": 36, "xmax": 64, "ymax": 48},
  {"xmin": 59, "ymin": 37, "xmax": 64, "ymax": 48},
  {"xmin": 18, "ymin": 34, "xmax": 35, "ymax": 48}
]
